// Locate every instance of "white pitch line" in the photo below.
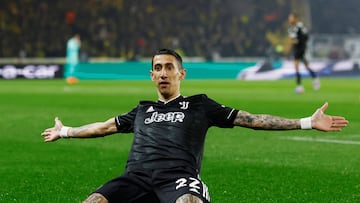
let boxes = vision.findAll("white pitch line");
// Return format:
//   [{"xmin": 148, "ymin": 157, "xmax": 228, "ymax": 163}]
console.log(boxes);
[
  {"xmin": 343, "ymin": 134, "xmax": 360, "ymax": 138},
  {"xmin": 282, "ymin": 136, "xmax": 360, "ymax": 145}
]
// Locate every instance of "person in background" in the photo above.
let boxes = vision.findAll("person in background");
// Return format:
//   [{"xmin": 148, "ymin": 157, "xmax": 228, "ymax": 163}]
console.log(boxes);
[
  {"xmin": 66, "ymin": 33, "xmax": 81, "ymax": 84},
  {"xmin": 288, "ymin": 12, "xmax": 320, "ymax": 93}
]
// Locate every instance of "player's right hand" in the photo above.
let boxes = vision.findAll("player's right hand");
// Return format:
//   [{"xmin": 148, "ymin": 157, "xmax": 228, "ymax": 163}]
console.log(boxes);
[{"xmin": 41, "ymin": 117, "xmax": 63, "ymax": 142}]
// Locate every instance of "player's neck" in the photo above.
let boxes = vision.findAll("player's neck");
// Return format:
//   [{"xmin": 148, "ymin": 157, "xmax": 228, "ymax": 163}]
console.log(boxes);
[{"xmin": 158, "ymin": 94, "xmax": 181, "ymax": 104}]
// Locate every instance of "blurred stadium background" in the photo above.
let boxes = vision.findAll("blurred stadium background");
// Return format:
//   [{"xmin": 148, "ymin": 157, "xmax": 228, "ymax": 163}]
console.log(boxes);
[
  {"xmin": 1, "ymin": 1, "xmax": 360, "ymax": 202},
  {"xmin": 1, "ymin": 0, "xmax": 360, "ymax": 79}
]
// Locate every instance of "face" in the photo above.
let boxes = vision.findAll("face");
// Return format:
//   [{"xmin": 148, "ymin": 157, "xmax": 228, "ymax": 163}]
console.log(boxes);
[
  {"xmin": 288, "ymin": 14, "xmax": 296, "ymax": 25},
  {"xmin": 151, "ymin": 54, "xmax": 186, "ymax": 101}
]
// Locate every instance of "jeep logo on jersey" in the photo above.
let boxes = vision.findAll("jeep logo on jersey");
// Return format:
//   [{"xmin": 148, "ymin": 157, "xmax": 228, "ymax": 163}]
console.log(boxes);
[{"xmin": 144, "ymin": 112, "xmax": 185, "ymax": 124}]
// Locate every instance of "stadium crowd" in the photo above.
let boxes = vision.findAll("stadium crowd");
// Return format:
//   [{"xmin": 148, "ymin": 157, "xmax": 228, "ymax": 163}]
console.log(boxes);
[
  {"xmin": 1, "ymin": 0, "xmax": 359, "ymax": 59},
  {"xmin": 310, "ymin": 0, "xmax": 360, "ymax": 34}
]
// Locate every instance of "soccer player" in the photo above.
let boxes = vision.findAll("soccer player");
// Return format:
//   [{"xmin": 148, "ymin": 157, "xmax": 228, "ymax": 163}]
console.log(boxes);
[
  {"xmin": 288, "ymin": 12, "xmax": 320, "ymax": 93},
  {"xmin": 41, "ymin": 49, "xmax": 348, "ymax": 203},
  {"xmin": 65, "ymin": 33, "xmax": 81, "ymax": 84}
]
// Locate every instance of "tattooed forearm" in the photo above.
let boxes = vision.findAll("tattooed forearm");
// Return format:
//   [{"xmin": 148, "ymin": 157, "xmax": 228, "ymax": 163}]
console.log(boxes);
[{"xmin": 233, "ymin": 110, "xmax": 301, "ymax": 130}]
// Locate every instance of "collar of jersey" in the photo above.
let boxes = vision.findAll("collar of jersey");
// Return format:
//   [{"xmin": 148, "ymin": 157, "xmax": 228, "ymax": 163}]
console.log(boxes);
[{"xmin": 158, "ymin": 94, "xmax": 181, "ymax": 104}]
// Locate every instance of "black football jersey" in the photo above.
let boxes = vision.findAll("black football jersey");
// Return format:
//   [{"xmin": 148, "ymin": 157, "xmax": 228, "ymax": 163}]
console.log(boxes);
[
  {"xmin": 115, "ymin": 94, "xmax": 238, "ymax": 173},
  {"xmin": 288, "ymin": 22, "xmax": 309, "ymax": 49}
]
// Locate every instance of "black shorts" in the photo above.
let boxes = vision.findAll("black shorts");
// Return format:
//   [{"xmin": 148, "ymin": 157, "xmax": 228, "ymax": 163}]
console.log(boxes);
[
  {"xmin": 293, "ymin": 47, "xmax": 306, "ymax": 60},
  {"xmin": 93, "ymin": 167, "xmax": 211, "ymax": 203}
]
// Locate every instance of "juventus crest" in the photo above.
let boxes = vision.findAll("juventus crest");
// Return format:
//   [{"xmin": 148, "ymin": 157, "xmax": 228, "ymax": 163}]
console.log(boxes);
[{"xmin": 179, "ymin": 101, "xmax": 189, "ymax": 110}]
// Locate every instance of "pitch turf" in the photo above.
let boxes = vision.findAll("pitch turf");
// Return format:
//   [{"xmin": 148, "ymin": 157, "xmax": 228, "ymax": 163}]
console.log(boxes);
[{"xmin": 0, "ymin": 78, "xmax": 359, "ymax": 202}]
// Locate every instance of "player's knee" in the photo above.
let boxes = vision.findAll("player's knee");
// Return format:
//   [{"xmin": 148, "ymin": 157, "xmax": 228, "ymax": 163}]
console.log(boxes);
[
  {"xmin": 83, "ymin": 193, "xmax": 108, "ymax": 203},
  {"xmin": 175, "ymin": 193, "xmax": 203, "ymax": 203}
]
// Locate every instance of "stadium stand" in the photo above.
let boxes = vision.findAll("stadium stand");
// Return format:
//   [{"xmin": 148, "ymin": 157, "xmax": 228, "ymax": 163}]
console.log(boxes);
[
  {"xmin": 0, "ymin": 0, "xmax": 290, "ymax": 59},
  {"xmin": 1, "ymin": 1, "xmax": 360, "ymax": 59}
]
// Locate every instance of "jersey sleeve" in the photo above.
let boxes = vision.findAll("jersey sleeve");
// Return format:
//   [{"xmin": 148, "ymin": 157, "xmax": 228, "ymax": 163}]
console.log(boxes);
[
  {"xmin": 202, "ymin": 95, "xmax": 238, "ymax": 128},
  {"xmin": 114, "ymin": 106, "xmax": 138, "ymax": 133}
]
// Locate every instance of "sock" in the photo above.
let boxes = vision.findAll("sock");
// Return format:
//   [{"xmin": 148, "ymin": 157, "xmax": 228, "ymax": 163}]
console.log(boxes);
[{"xmin": 296, "ymin": 72, "xmax": 301, "ymax": 85}]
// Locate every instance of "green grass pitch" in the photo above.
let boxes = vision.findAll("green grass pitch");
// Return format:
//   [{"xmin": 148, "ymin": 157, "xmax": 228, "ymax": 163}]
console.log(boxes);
[{"xmin": 0, "ymin": 78, "xmax": 359, "ymax": 202}]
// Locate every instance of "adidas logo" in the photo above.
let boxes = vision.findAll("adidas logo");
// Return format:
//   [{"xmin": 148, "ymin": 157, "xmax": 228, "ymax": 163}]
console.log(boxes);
[{"xmin": 146, "ymin": 106, "xmax": 155, "ymax": 113}]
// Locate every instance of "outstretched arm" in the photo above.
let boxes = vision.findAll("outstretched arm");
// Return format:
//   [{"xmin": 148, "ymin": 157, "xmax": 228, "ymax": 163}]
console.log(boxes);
[
  {"xmin": 41, "ymin": 117, "xmax": 118, "ymax": 142},
  {"xmin": 233, "ymin": 102, "xmax": 348, "ymax": 132}
]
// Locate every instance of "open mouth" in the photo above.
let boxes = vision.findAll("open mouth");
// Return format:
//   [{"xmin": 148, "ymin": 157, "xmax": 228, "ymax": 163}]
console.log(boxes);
[{"xmin": 159, "ymin": 81, "xmax": 170, "ymax": 87}]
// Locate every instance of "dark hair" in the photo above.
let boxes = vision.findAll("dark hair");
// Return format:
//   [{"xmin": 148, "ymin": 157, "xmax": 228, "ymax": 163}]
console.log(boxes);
[{"xmin": 151, "ymin": 48, "xmax": 183, "ymax": 69}]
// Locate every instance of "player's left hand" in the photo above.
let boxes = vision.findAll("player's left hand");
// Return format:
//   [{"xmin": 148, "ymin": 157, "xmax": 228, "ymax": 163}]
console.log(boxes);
[
  {"xmin": 311, "ymin": 102, "xmax": 349, "ymax": 132},
  {"xmin": 41, "ymin": 117, "xmax": 63, "ymax": 142}
]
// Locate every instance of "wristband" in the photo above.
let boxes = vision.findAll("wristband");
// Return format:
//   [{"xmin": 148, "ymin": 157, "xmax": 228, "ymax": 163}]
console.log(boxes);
[
  {"xmin": 60, "ymin": 126, "xmax": 70, "ymax": 138},
  {"xmin": 300, "ymin": 117, "xmax": 312, "ymax": 130}
]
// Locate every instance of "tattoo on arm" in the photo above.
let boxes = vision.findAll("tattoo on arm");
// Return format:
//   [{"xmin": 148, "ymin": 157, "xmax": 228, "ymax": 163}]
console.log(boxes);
[{"xmin": 233, "ymin": 110, "xmax": 301, "ymax": 130}]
